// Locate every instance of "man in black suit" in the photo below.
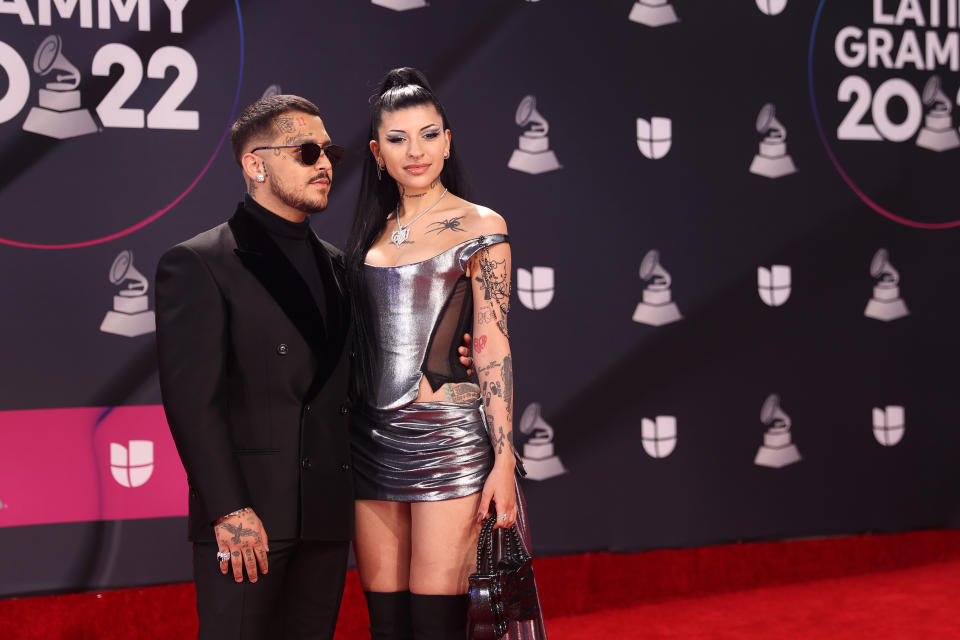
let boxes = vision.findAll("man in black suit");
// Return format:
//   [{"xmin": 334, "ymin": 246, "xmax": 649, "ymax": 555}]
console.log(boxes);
[
  {"xmin": 157, "ymin": 95, "xmax": 473, "ymax": 639},
  {"xmin": 156, "ymin": 95, "xmax": 352, "ymax": 639}
]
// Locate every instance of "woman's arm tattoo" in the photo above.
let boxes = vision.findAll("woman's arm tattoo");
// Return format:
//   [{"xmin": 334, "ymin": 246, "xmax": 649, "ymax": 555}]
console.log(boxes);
[{"xmin": 475, "ymin": 247, "xmax": 511, "ymax": 337}]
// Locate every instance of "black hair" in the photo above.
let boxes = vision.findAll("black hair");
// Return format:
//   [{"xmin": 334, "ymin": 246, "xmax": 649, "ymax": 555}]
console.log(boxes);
[
  {"xmin": 345, "ymin": 67, "xmax": 471, "ymax": 402},
  {"xmin": 229, "ymin": 94, "xmax": 321, "ymax": 165}
]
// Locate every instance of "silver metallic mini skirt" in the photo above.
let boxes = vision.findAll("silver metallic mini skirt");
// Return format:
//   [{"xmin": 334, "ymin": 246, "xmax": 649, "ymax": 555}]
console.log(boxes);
[{"xmin": 350, "ymin": 400, "xmax": 495, "ymax": 502}]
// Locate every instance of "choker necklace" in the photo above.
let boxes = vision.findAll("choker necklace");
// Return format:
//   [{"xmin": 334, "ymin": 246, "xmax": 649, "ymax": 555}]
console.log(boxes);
[{"xmin": 390, "ymin": 188, "xmax": 448, "ymax": 248}]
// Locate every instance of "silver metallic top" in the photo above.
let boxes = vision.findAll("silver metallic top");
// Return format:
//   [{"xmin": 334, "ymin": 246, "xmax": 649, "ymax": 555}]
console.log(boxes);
[{"xmin": 361, "ymin": 234, "xmax": 509, "ymax": 410}]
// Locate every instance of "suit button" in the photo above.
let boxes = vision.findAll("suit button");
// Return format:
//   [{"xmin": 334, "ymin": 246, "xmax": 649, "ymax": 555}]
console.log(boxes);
[
  {"xmin": 277, "ymin": 343, "xmax": 289, "ymax": 355},
  {"xmin": 340, "ymin": 463, "xmax": 350, "ymax": 472},
  {"xmin": 301, "ymin": 457, "xmax": 311, "ymax": 470},
  {"xmin": 304, "ymin": 404, "xmax": 312, "ymax": 413},
  {"xmin": 339, "ymin": 404, "xmax": 349, "ymax": 415}
]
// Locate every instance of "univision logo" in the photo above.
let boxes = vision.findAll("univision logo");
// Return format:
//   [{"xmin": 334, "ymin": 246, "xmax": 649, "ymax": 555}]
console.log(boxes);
[
  {"xmin": 758, "ymin": 265, "xmax": 791, "ymax": 306},
  {"xmin": 110, "ymin": 440, "xmax": 154, "ymax": 488},
  {"xmin": 873, "ymin": 405, "xmax": 905, "ymax": 446},
  {"xmin": 756, "ymin": 0, "xmax": 788, "ymax": 16},
  {"xmin": 517, "ymin": 266, "xmax": 555, "ymax": 310},
  {"xmin": 641, "ymin": 415, "xmax": 677, "ymax": 458},
  {"xmin": 636, "ymin": 117, "xmax": 672, "ymax": 159}
]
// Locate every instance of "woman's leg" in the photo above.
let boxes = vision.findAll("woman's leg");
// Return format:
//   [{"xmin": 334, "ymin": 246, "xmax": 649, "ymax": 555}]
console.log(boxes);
[
  {"xmin": 355, "ymin": 500, "xmax": 413, "ymax": 639},
  {"xmin": 408, "ymin": 493, "xmax": 483, "ymax": 639}
]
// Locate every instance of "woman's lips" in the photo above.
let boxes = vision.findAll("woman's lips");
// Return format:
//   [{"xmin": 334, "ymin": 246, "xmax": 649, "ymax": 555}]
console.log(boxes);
[{"xmin": 404, "ymin": 164, "xmax": 429, "ymax": 175}]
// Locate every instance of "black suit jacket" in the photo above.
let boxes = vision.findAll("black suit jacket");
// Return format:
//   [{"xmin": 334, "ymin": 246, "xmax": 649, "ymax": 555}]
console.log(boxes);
[{"xmin": 156, "ymin": 203, "xmax": 353, "ymax": 542}]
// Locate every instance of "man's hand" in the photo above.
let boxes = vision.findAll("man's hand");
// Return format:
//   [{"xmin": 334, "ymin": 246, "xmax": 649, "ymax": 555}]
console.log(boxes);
[
  {"xmin": 215, "ymin": 508, "xmax": 269, "ymax": 583},
  {"xmin": 458, "ymin": 333, "xmax": 474, "ymax": 376}
]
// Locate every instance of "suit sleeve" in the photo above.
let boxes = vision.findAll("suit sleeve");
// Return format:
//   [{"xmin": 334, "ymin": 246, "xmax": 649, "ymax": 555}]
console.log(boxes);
[{"xmin": 156, "ymin": 244, "xmax": 251, "ymax": 524}]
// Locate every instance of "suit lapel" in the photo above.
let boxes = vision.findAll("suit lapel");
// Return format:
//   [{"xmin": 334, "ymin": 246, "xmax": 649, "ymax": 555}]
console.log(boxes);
[
  {"xmin": 306, "ymin": 232, "xmax": 350, "ymax": 400},
  {"xmin": 228, "ymin": 204, "xmax": 328, "ymax": 358}
]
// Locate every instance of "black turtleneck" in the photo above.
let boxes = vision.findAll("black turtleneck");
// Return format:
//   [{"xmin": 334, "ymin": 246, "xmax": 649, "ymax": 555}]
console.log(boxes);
[{"xmin": 242, "ymin": 194, "xmax": 326, "ymax": 314}]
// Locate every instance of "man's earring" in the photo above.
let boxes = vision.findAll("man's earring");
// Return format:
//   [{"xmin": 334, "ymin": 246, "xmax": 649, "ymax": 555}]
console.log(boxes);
[
  {"xmin": 376, "ymin": 161, "xmax": 383, "ymax": 181},
  {"xmin": 255, "ymin": 173, "xmax": 265, "ymax": 183}
]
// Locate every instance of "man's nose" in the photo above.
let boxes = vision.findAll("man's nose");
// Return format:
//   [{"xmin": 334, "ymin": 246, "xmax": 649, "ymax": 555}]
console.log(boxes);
[{"xmin": 313, "ymin": 152, "xmax": 333, "ymax": 170}]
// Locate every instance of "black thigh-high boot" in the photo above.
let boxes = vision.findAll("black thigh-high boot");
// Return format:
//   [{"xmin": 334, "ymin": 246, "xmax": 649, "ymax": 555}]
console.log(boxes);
[
  {"xmin": 410, "ymin": 593, "xmax": 469, "ymax": 640},
  {"xmin": 363, "ymin": 590, "xmax": 414, "ymax": 640}
]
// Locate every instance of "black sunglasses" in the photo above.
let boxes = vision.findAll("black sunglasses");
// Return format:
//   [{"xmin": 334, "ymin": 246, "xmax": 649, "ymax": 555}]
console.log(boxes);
[{"xmin": 251, "ymin": 143, "xmax": 344, "ymax": 167}]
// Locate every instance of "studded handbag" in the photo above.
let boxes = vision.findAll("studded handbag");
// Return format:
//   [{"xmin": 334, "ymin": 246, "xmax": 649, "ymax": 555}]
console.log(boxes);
[{"xmin": 467, "ymin": 514, "xmax": 542, "ymax": 639}]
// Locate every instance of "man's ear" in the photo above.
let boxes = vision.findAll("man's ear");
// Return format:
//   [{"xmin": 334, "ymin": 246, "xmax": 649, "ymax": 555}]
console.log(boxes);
[{"xmin": 241, "ymin": 152, "xmax": 263, "ymax": 183}]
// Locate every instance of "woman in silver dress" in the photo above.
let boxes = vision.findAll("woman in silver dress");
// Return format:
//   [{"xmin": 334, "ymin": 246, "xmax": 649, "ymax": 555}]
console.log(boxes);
[{"xmin": 345, "ymin": 68, "xmax": 546, "ymax": 640}]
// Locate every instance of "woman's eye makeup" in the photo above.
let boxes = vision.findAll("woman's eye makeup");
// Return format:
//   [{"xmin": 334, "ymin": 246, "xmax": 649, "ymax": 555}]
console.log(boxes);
[
  {"xmin": 386, "ymin": 136, "xmax": 406, "ymax": 143},
  {"xmin": 422, "ymin": 129, "xmax": 440, "ymax": 139}
]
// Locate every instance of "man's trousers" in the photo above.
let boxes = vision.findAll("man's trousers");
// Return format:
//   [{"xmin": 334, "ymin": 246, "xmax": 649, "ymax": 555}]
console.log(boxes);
[{"xmin": 193, "ymin": 539, "xmax": 350, "ymax": 639}]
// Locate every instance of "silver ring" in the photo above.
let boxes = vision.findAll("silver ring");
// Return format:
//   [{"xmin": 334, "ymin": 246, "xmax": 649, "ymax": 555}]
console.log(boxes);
[
  {"xmin": 216, "ymin": 551, "xmax": 231, "ymax": 563},
  {"xmin": 499, "ymin": 514, "xmax": 508, "ymax": 521}
]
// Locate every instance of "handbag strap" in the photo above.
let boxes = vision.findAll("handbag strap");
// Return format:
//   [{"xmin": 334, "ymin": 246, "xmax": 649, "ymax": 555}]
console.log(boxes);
[{"xmin": 475, "ymin": 514, "xmax": 531, "ymax": 574}]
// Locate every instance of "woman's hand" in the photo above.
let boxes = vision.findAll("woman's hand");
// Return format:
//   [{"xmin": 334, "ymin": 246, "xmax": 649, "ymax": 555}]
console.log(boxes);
[{"xmin": 476, "ymin": 460, "xmax": 517, "ymax": 529}]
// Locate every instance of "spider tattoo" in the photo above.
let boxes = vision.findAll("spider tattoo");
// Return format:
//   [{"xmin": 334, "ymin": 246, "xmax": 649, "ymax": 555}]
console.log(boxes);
[{"xmin": 426, "ymin": 215, "xmax": 468, "ymax": 234}]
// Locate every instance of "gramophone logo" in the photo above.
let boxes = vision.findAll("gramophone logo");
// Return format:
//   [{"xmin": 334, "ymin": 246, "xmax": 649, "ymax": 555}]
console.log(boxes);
[
  {"xmin": 371, "ymin": 0, "xmax": 428, "ymax": 10},
  {"xmin": 755, "ymin": 394, "xmax": 802, "ymax": 468},
  {"xmin": 756, "ymin": 0, "xmax": 788, "ymax": 16},
  {"xmin": 629, "ymin": 0, "xmax": 679, "ymax": 26},
  {"xmin": 110, "ymin": 440, "xmax": 154, "ymax": 488},
  {"xmin": 517, "ymin": 267, "xmax": 555, "ymax": 310},
  {"xmin": 518, "ymin": 403, "xmax": 567, "ymax": 481},
  {"xmin": 916, "ymin": 76, "xmax": 960, "ymax": 152},
  {"xmin": 636, "ymin": 117, "xmax": 672, "ymax": 159},
  {"xmin": 100, "ymin": 250, "xmax": 156, "ymax": 337},
  {"xmin": 873, "ymin": 405, "xmax": 905, "ymax": 447},
  {"xmin": 262, "ymin": 84, "xmax": 282, "ymax": 99},
  {"xmin": 641, "ymin": 415, "xmax": 677, "ymax": 459},
  {"xmin": 22, "ymin": 35, "xmax": 98, "ymax": 139},
  {"xmin": 749, "ymin": 103, "xmax": 797, "ymax": 178},
  {"xmin": 758, "ymin": 265, "xmax": 791, "ymax": 307},
  {"xmin": 508, "ymin": 95, "xmax": 562, "ymax": 174},
  {"xmin": 864, "ymin": 249, "xmax": 909, "ymax": 322},
  {"xmin": 632, "ymin": 249, "xmax": 682, "ymax": 326}
]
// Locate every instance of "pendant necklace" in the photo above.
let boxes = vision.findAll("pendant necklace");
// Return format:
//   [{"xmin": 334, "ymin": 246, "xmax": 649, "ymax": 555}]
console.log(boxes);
[{"xmin": 390, "ymin": 188, "xmax": 448, "ymax": 248}]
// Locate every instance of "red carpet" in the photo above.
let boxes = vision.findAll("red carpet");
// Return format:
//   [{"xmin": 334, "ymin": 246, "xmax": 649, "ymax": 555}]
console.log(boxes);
[
  {"xmin": 2, "ymin": 530, "xmax": 958, "ymax": 638},
  {"xmin": 547, "ymin": 560, "xmax": 960, "ymax": 640}
]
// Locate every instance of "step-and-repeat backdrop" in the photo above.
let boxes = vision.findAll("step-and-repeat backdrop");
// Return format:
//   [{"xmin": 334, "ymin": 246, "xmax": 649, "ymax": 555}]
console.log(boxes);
[{"xmin": 2, "ymin": 0, "xmax": 958, "ymax": 597}]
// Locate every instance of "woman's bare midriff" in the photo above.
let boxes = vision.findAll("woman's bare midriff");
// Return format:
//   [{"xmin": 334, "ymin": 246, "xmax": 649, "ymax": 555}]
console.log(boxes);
[{"xmin": 415, "ymin": 377, "xmax": 481, "ymax": 404}]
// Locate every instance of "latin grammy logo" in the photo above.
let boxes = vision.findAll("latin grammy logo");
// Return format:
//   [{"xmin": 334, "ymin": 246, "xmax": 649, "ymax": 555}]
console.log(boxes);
[
  {"xmin": 636, "ymin": 117, "xmax": 672, "ymax": 159},
  {"xmin": 629, "ymin": 0, "xmax": 679, "ymax": 27},
  {"xmin": 22, "ymin": 35, "xmax": 98, "ymax": 140},
  {"xmin": 916, "ymin": 75, "xmax": 960, "ymax": 152},
  {"xmin": 371, "ymin": 0, "xmax": 428, "ymax": 10},
  {"xmin": 517, "ymin": 266, "xmax": 555, "ymax": 310},
  {"xmin": 632, "ymin": 249, "xmax": 682, "ymax": 326},
  {"xmin": 864, "ymin": 249, "xmax": 909, "ymax": 322},
  {"xmin": 749, "ymin": 103, "xmax": 797, "ymax": 178},
  {"xmin": 518, "ymin": 403, "xmax": 567, "ymax": 481},
  {"xmin": 100, "ymin": 250, "xmax": 156, "ymax": 337},
  {"xmin": 756, "ymin": 0, "xmax": 788, "ymax": 16},
  {"xmin": 641, "ymin": 415, "xmax": 677, "ymax": 459},
  {"xmin": 758, "ymin": 265, "xmax": 791, "ymax": 307},
  {"xmin": 873, "ymin": 405, "xmax": 905, "ymax": 447},
  {"xmin": 110, "ymin": 440, "xmax": 154, "ymax": 488},
  {"xmin": 508, "ymin": 95, "xmax": 562, "ymax": 174},
  {"xmin": 755, "ymin": 394, "xmax": 802, "ymax": 468}
]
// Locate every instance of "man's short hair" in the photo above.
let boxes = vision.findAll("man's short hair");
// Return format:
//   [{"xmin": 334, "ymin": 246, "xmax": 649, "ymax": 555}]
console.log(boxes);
[{"xmin": 229, "ymin": 95, "xmax": 321, "ymax": 165}]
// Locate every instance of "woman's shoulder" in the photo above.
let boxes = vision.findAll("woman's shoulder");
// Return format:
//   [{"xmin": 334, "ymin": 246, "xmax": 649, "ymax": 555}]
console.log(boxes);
[{"xmin": 448, "ymin": 200, "xmax": 508, "ymax": 237}]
